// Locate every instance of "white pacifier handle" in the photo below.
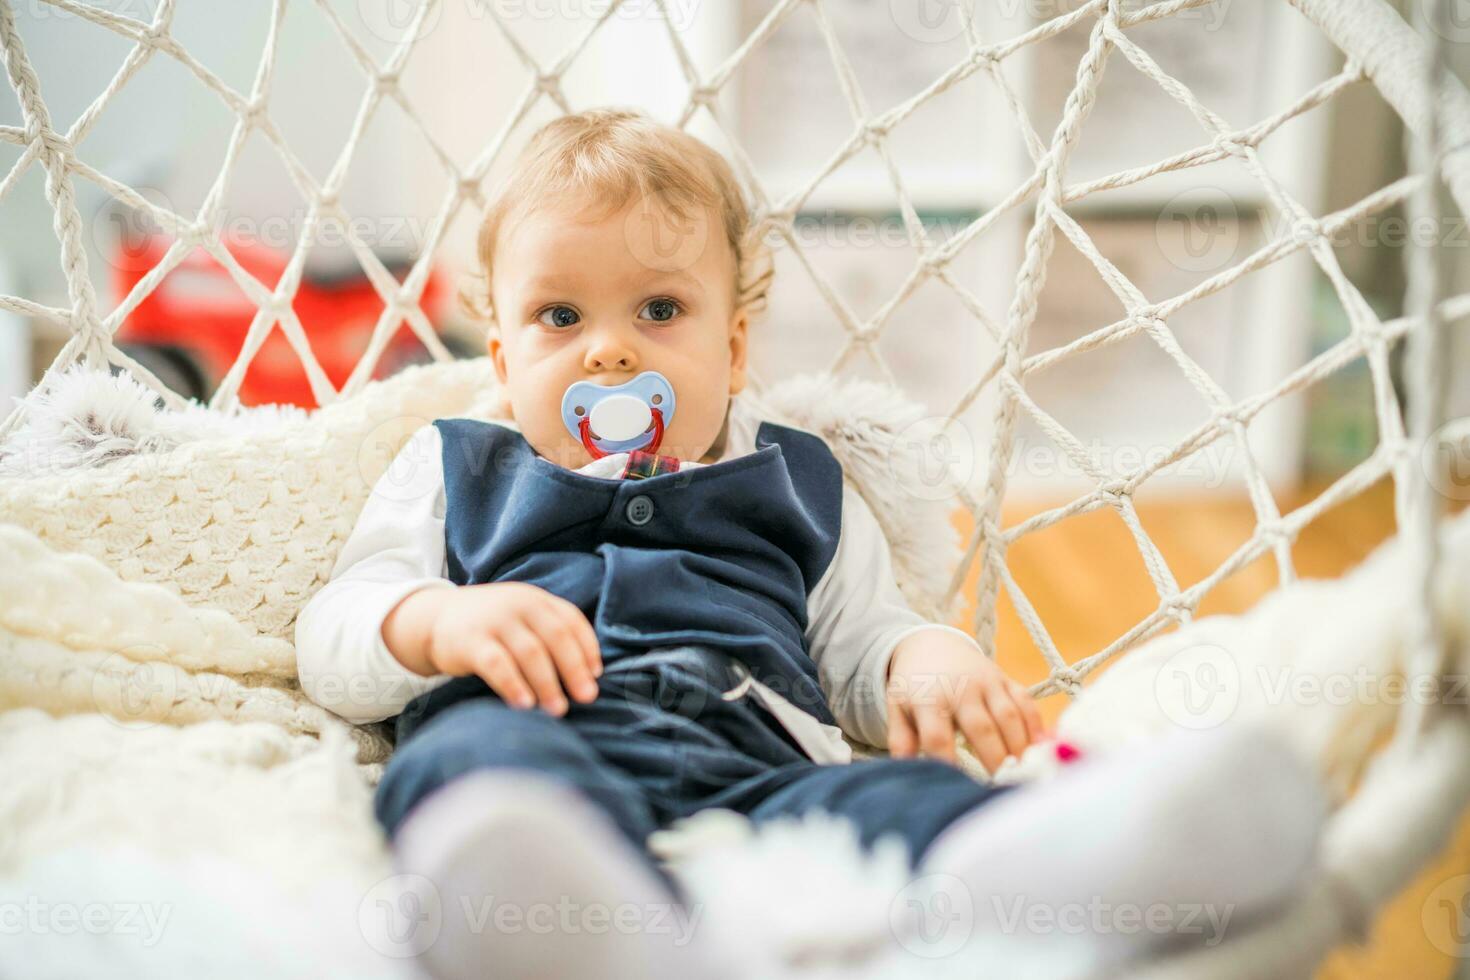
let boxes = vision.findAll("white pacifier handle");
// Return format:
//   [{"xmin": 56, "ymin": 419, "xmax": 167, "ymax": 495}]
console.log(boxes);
[{"xmin": 587, "ymin": 394, "xmax": 653, "ymax": 442}]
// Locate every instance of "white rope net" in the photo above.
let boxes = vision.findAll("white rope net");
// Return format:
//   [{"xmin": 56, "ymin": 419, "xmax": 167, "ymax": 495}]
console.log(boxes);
[{"xmin": 1, "ymin": 0, "xmax": 1466, "ymax": 713}]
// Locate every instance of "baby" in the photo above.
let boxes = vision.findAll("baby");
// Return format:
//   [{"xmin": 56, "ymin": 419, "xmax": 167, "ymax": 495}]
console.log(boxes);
[{"xmin": 295, "ymin": 109, "xmax": 1323, "ymax": 979}]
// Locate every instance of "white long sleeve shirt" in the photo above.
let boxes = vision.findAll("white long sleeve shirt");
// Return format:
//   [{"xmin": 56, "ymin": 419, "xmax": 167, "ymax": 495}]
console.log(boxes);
[{"xmin": 293, "ymin": 395, "xmax": 983, "ymax": 762}]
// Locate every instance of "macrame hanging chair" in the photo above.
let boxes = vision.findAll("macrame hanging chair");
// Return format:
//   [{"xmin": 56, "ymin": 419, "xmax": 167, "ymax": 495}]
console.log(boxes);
[{"xmin": 1, "ymin": 0, "xmax": 1469, "ymax": 977}]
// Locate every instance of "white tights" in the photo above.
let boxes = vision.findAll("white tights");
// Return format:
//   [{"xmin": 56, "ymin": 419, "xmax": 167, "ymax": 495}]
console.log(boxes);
[{"xmin": 913, "ymin": 723, "xmax": 1329, "ymax": 976}]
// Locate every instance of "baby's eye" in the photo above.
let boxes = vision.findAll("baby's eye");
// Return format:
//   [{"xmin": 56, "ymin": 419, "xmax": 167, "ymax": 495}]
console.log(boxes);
[
  {"xmin": 536, "ymin": 305, "xmax": 580, "ymax": 329},
  {"xmin": 640, "ymin": 297, "xmax": 682, "ymax": 323}
]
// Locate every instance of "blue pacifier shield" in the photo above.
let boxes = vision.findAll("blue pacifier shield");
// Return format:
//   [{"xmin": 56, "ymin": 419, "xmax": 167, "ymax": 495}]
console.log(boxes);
[{"xmin": 561, "ymin": 370, "xmax": 676, "ymax": 453}]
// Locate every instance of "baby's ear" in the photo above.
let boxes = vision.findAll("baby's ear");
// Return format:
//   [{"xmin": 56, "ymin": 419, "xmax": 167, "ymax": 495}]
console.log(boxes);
[
  {"xmin": 484, "ymin": 330, "xmax": 515, "ymax": 418},
  {"xmin": 486, "ymin": 328, "xmax": 508, "ymax": 380},
  {"xmin": 728, "ymin": 306, "xmax": 750, "ymax": 394}
]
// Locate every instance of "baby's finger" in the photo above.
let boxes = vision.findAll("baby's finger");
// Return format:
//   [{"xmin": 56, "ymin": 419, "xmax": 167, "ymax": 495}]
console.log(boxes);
[
  {"xmin": 524, "ymin": 601, "xmax": 598, "ymax": 704},
  {"xmin": 887, "ymin": 699, "xmax": 918, "ymax": 758},
  {"xmin": 982, "ymin": 680, "xmax": 1031, "ymax": 760},
  {"xmin": 501, "ymin": 622, "xmax": 568, "ymax": 716},
  {"xmin": 912, "ymin": 702, "xmax": 957, "ymax": 763},
  {"xmin": 472, "ymin": 638, "xmax": 535, "ymax": 710},
  {"xmin": 548, "ymin": 593, "xmax": 602, "ymax": 680},
  {"xmin": 955, "ymin": 699, "xmax": 1007, "ymax": 774},
  {"xmin": 1007, "ymin": 679, "xmax": 1045, "ymax": 745}
]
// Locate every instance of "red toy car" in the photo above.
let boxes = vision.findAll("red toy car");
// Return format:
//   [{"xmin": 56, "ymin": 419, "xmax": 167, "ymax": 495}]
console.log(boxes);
[{"xmin": 110, "ymin": 223, "xmax": 471, "ymax": 407}]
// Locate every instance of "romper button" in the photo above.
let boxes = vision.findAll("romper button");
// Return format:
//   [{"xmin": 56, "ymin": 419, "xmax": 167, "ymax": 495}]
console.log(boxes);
[{"xmin": 626, "ymin": 494, "xmax": 654, "ymax": 526}]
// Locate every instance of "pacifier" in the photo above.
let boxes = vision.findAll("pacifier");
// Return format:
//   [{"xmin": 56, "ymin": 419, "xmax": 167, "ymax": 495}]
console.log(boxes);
[{"xmin": 561, "ymin": 370, "xmax": 676, "ymax": 459}]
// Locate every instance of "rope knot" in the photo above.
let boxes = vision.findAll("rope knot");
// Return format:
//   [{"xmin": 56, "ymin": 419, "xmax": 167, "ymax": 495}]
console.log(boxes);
[
  {"xmin": 1160, "ymin": 593, "xmax": 1194, "ymax": 621},
  {"xmin": 1214, "ymin": 405, "xmax": 1245, "ymax": 429},
  {"xmin": 1258, "ymin": 520, "xmax": 1290, "ymax": 549},
  {"xmin": 1290, "ymin": 216, "xmax": 1323, "ymax": 245},
  {"xmin": 1052, "ymin": 666, "xmax": 1082, "ymax": 693},
  {"xmin": 1382, "ymin": 435, "xmax": 1413, "ymax": 462},
  {"xmin": 918, "ymin": 251, "xmax": 947, "ymax": 277},
  {"xmin": 243, "ymin": 98, "xmax": 269, "ymax": 129},
  {"xmin": 35, "ymin": 127, "xmax": 70, "ymax": 162},
  {"xmin": 969, "ymin": 47, "xmax": 999, "ymax": 69},
  {"xmin": 1211, "ymin": 134, "xmax": 1246, "ymax": 158}
]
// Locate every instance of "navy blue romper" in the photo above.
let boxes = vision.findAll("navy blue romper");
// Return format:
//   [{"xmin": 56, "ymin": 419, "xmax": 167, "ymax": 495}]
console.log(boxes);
[{"xmin": 372, "ymin": 417, "xmax": 1010, "ymax": 894}]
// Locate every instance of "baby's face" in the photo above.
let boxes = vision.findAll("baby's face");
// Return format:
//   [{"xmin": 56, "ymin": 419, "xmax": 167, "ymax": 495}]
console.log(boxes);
[{"xmin": 485, "ymin": 194, "xmax": 749, "ymax": 468}]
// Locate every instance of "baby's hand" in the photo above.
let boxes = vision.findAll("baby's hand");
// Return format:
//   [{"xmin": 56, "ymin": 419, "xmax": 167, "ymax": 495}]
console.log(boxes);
[
  {"xmin": 387, "ymin": 582, "xmax": 602, "ymax": 716},
  {"xmin": 885, "ymin": 631, "xmax": 1043, "ymax": 774}
]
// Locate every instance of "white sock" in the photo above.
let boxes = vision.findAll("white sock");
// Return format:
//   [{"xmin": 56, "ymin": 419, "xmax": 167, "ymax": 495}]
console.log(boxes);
[
  {"xmin": 390, "ymin": 770, "xmax": 733, "ymax": 980},
  {"xmin": 913, "ymin": 723, "xmax": 1328, "ymax": 975}
]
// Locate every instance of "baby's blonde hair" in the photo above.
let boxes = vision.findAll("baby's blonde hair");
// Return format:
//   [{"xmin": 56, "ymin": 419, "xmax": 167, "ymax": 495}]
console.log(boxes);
[{"xmin": 462, "ymin": 107, "xmax": 773, "ymax": 329}]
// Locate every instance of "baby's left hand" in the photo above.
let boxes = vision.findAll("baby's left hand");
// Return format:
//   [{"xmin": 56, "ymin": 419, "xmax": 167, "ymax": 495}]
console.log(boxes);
[{"xmin": 885, "ymin": 631, "xmax": 1044, "ymax": 774}]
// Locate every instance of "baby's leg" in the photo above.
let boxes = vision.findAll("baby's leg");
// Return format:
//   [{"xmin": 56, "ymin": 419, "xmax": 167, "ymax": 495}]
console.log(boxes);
[
  {"xmin": 375, "ymin": 696, "xmax": 659, "ymax": 861},
  {"xmin": 375, "ymin": 697, "xmax": 719, "ymax": 980},
  {"xmin": 738, "ymin": 754, "xmax": 1014, "ymax": 872},
  {"xmin": 738, "ymin": 724, "xmax": 1324, "ymax": 971},
  {"xmin": 916, "ymin": 723, "xmax": 1327, "ymax": 972}
]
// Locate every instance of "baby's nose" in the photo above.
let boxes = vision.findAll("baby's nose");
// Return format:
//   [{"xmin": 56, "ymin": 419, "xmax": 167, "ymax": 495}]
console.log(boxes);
[{"xmin": 584, "ymin": 341, "xmax": 637, "ymax": 372}]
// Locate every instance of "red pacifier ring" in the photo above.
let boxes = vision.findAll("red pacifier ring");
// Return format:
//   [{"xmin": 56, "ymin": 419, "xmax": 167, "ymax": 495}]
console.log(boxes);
[{"xmin": 579, "ymin": 407, "xmax": 666, "ymax": 460}]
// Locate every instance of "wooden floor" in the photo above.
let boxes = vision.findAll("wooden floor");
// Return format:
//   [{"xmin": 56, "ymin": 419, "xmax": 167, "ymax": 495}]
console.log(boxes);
[{"xmin": 948, "ymin": 476, "xmax": 1470, "ymax": 979}]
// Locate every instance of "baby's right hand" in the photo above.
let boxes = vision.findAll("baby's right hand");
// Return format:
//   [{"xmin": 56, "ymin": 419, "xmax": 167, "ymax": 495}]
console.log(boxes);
[{"xmin": 390, "ymin": 582, "xmax": 602, "ymax": 716}]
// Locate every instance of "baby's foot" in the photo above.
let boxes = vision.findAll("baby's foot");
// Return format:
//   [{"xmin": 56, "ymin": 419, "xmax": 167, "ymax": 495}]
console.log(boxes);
[
  {"xmin": 914, "ymin": 723, "xmax": 1327, "ymax": 975},
  {"xmin": 392, "ymin": 770, "xmax": 724, "ymax": 980}
]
